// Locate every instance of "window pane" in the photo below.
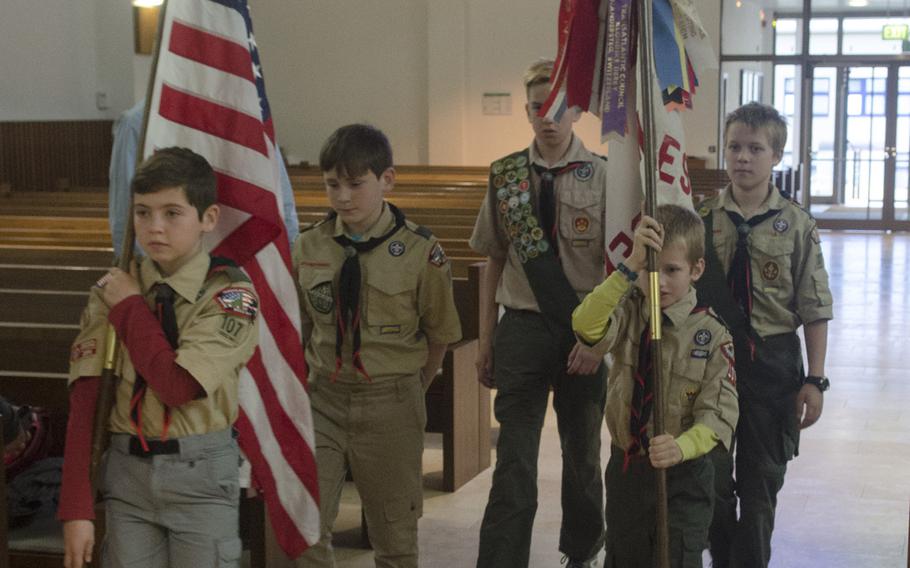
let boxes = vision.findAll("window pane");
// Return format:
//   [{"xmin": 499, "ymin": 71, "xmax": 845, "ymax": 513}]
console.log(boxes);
[
  {"xmin": 809, "ymin": 18, "xmax": 839, "ymax": 55},
  {"xmin": 775, "ymin": 18, "xmax": 802, "ymax": 55},
  {"xmin": 843, "ymin": 17, "xmax": 910, "ymax": 55}
]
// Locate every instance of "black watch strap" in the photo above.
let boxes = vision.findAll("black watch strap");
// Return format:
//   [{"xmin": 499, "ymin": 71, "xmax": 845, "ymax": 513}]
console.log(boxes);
[{"xmin": 804, "ymin": 375, "xmax": 830, "ymax": 392}]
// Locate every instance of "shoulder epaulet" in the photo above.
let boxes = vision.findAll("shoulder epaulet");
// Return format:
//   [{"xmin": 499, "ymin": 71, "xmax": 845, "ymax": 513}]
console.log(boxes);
[
  {"xmin": 301, "ymin": 212, "xmax": 334, "ymax": 234},
  {"xmin": 593, "ymin": 152, "xmax": 608, "ymax": 162},
  {"xmin": 408, "ymin": 224, "xmax": 433, "ymax": 240},
  {"xmin": 207, "ymin": 256, "xmax": 250, "ymax": 284},
  {"xmin": 691, "ymin": 305, "xmax": 732, "ymax": 334}
]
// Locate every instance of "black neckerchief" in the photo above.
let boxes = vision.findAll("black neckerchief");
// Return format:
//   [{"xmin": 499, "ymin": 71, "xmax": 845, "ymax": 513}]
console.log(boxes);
[{"xmin": 328, "ymin": 203, "xmax": 407, "ymax": 381}]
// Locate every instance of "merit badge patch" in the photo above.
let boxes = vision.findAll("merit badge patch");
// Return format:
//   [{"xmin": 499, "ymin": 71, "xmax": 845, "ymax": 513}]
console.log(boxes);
[
  {"xmin": 388, "ymin": 240, "xmax": 406, "ymax": 257},
  {"xmin": 574, "ymin": 162, "xmax": 594, "ymax": 181},
  {"xmin": 690, "ymin": 349, "xmax": 709, "ymax": 359},
  {"xmin": 216, "ymin": 288, "xmax": 259, "ymax": 320},
  {"xmin": 694, "ymin": 329, "xmax": 712, "ymax": 346},
  {"xmin": 574, "ymin": 216, "xmax": 590, "ymax": 233},
  {"xmin": 698, "ymin": 206, "xmax": 710, "ymax": 218},
  {"xmin": 762, "ymin": 261, "xmax": 780, "ymax": 281},
  {"xmin": 70, "ymin": 339, "xmax": 97, "ymax": 362},
  {"xmin": 428, "ymin": 242, "xmax": 448, "ymax": 267},
  {"xmin": 686, "ymin": 388, "xmax": 698, "ymax": 402},
  {"xmin": 308, "ymin": 281, "xmax": 334, "ymax": 314},
  {"xmin": 773, "ymin": 218, "xmax": 790, "ymax": 233}
]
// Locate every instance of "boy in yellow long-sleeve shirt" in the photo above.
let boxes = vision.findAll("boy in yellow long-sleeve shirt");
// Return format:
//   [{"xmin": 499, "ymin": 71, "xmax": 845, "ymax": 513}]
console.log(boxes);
[{"xmin": 571, "ymin": 204, "xmax": 739, "ymax": 568}]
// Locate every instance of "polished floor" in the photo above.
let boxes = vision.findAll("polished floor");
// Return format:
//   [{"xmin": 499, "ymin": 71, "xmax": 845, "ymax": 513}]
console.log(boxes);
[{"xmin": 320, "ymin": 231, "xmax": 910, "ymax": 568}]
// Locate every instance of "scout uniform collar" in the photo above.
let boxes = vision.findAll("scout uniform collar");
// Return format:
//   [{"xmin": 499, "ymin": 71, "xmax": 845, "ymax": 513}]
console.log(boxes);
[
  {"xmin": 529, "ymin": 133, "xmax": 583, "ymax": 169},
  {"xmin": 139, "ymin": 248, "xmax": 210, "ymax": 303},
  {"xmin": 717, "ymin": 183, "xmax": 789, "ymax": 218},
  {"xmin": 331, "ymin": 201, "xmax": 396, "ymax": 241},
  {"xmin": 662, "ymin": 286, "xmax": 698, "ymax": 328},
  {"xmin": 328, "ymin": 202, "xmax": 407, "ymax": 382}
]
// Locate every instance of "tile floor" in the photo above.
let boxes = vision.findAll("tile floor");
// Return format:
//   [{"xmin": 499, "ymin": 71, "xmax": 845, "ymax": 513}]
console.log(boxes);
[{"xmin": 319, "ymin": 231, "xmax": 910, "ymax": 568}]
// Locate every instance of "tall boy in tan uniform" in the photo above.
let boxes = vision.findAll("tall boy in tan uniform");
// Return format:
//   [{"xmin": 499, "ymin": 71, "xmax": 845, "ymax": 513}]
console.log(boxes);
[
  {"xmin": 470, "ymin": 59, "xmax": 608, "ymax": 568},
  {"xmin": 293, "ymin": 124, "xmax": 461, "ymax": 568},
  {"xmin": 573, "ymin": 205, "xmax": 739, "ymax": 568}
]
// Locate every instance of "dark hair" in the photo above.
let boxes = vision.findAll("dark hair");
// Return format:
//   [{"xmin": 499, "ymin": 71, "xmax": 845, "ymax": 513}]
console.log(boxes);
[
  {"xmin": 656, "ymin": 204, "xmax": 705, "ymax": 265},
  {"xmin": 724, "ymin": 102, "xmax": 788, "ymax": 158},
  {"xmin": 131, "ymin": 147, "xmax": 217, "ymax": 218},
  {"xmin": 319, "ymin": 124, "xmax": 393, "ymax": 179}
]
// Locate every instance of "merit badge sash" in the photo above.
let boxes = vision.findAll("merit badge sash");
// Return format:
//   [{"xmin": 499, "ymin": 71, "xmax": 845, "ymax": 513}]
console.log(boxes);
[{"xmin": 491, "ymin": 149, "xmax": 580, "ymax": 336}]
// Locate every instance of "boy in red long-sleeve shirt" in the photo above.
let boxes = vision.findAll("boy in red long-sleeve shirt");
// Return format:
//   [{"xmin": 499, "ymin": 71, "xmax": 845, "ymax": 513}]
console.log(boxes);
[{"xmin": 59, "ymin": 147, "xmax": 260, "ymax": 568}]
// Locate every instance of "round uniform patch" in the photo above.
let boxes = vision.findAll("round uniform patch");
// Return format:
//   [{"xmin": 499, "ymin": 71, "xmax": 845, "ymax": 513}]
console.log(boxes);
[
  {"xmin": 496, "ymin": 187, "xmax": 508, "ymax": 201},
  {"xmin": 505, "ymin": 170, "xmax": 518, "ymax": 184},
  {"xmin": 492, "ymin": 161, "xmax": 504, "ymax": 175},
  {"xmin": 574, "ymin": 216, "xmax": 590, "ymax": 233},
  {"xmin": 508, "ymin": 196, "xmax": 520, "ymax": 209},
  {"xmin": 519, "ymin": 191, "xmax": 531, "ymax": 204},
  {"xmin": 493, "ymin": 175, "xmax": 506, "ymax": 188},
  {"xmin": 694, "ymin": 329, "xmax": 712, "ymax": 346},
  {"xmin": 498, "ymin": 200, "xmax": 510, "ymax": 214},
  {"xmin": 307, "ymin": 282, "xmax": 334, "ymax": 314},
  {"xmin": 531, "ymin": 227, "xmax": 544, "ymax": 240},
  {"xmin": 517, "ymin": 166, "xmax": 529, "ymax": 180},
  {"xmin": 504, "ymin": 157, "xmax": 516, "ymax": 170},
  {"xmin": 388, "ymin": 240, "xmax": 406, "ymax": 257},
  {"xmin": 762, "ymin": 260, "xmax": 780, "ymax": 281},
  {"xmin": 574, "ymin": 162, "xmax": 594, "ymax": 181},
  {"xmin": 519, "ymin": 179, "xmax": 530, "ymax": 191},
  {"xmin": 773, "ymin": 218, "xmax": 790, "ymax": 233},
  {"xmin": 515, "ymin": 155, "xmax": 528, "ymax": 167},
  {"xmin": 508, "ymin": 183, "xmax": 520, "ymax": 196}
]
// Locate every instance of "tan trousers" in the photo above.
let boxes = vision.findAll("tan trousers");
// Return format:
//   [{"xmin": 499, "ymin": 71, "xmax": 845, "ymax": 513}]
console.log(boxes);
[{"xmin": 295, "ymin": 373, "xmax": 426, "ymax": 568}]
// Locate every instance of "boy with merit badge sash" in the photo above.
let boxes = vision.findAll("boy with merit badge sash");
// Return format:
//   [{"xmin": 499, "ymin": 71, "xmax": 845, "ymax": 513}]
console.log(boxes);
[
  {"xmin": 697, "ymin": 103, "xmax": 834, "ymax": 568},
  {"xmin": 292, "ymin": 124, "xmax": 461, "ymax": 567},
  {"xmin": 470, "ymin": 59, "xmax": 608, "ymax": 568},
  {"xmin": 59, "ymin": 147, "xmax": 260, "ymax": 568},
  {"xmin": 572, "ymin": 204, "xmax": 739, "ymax": 568}
]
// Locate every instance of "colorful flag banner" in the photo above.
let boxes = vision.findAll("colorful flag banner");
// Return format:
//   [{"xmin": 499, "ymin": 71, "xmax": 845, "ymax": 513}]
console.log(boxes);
[{"xmin": 142, "ymin": 0, "xmax": 319, "ymax": 557}]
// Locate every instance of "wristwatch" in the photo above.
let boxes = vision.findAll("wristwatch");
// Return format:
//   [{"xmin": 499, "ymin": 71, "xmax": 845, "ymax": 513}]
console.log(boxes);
[{"xmin": 803, "ymin": 375, "xmax": 830, "ymax": 392}]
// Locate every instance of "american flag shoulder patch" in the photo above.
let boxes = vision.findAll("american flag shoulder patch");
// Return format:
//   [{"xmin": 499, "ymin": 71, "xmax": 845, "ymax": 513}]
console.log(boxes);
[{"xmin": 215, "ymin": 287, "xmax": 259, "ymax": 320}]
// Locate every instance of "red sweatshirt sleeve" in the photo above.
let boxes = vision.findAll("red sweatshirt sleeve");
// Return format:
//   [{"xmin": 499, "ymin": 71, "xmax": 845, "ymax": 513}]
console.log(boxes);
[
  {"xmin": 107, "ymin": 295, "xmax": 203, "ymax": 406},
  {"xmin": 57, "ymin": 376, "xmax": 98, "ymax": 521}
]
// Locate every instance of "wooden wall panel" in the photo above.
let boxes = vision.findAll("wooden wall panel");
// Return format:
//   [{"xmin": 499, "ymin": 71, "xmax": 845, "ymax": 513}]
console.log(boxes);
[{"xmin": 0, "ymin": 121, "xmax": 113, "ymax": 192}]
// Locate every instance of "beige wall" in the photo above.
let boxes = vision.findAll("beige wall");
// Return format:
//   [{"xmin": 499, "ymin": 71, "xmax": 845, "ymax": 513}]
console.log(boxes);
[{"xmin": 1, "ymin": 0, "xmax": 725, "ymax": 169}]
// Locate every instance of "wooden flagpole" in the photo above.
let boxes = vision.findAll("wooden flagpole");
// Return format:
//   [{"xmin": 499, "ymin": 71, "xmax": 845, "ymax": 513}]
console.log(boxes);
[
  {"xmin": 89, "ymin": 0, "xmax": 169, "ymax": 485},
  {"xmin": 637, "ymin": 0, "xmax": 671, "ymax": 566}
]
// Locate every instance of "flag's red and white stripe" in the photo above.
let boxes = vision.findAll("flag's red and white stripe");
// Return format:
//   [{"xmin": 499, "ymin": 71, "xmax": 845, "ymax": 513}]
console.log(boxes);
[{"xmin": 142, "ymin": 0, "xmax": 319, "ymax": 557}]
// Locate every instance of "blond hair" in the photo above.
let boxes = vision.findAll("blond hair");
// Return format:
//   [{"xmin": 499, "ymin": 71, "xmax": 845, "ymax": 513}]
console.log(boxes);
[
  {"xmin": 656, "ymin": 204, "xmax": 705, "ymax": 265},
  {"xmin": 523, "ymin": 59, "xmax": 554, "ymax": 95}
]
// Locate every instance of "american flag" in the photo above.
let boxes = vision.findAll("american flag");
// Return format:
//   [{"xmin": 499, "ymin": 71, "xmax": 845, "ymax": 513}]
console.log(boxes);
[{"xmin": 141, "ymin": 0, "xmax": 319, "ymax": 556}]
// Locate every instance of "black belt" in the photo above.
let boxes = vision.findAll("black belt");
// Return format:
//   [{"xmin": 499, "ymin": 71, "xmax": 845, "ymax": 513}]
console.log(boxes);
[{"xmin": 128, "ymin": 436, "xmax": 180, "ymax": 456}]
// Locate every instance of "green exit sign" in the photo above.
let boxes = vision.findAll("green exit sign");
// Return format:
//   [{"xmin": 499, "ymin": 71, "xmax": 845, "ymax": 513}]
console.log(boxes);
[{"xmin": 883, "ymin": 24, "xmax": 909, "ymax": 40}]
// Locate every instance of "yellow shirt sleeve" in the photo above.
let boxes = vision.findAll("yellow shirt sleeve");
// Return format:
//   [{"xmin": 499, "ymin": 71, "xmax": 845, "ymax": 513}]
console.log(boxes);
[
  {"xmin": 675, "ymin": 423, "xmax": 720, "ymax": 461},
  {"xmin": 572, "ymin": 271, "xmax": 631, "ymax": 344}
]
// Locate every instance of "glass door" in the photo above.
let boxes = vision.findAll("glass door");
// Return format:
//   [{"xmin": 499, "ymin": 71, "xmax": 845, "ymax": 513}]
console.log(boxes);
[{"xmin": 806, "ymin": 63, "xmax": 910, "ymax": 229}]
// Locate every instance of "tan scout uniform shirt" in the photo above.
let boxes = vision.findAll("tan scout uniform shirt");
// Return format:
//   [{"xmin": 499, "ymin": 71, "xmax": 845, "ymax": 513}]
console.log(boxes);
[
  {"xmin": 701, "ymin": 186, "xmax": 834, "ymax": 336},
  {"xmin": 469, "ymin": 135, "xmax": 608, "ymax": 311},
  {"xmin": 292, "ymin": 203, "xmax": 462, "ymax": 384},
  {"xmin": 596, "ymin": 285, "xmax": 739, "ymax": 454},
  {"xmin": 69, "ymin": 249, "xmax": 259, "ymax": 438}
]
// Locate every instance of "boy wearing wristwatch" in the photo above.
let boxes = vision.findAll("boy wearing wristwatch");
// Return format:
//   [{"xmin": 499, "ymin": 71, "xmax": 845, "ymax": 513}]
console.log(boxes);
[{"xmin": 696, "ymin": 103, "xmax": 834, "ymax": 568}]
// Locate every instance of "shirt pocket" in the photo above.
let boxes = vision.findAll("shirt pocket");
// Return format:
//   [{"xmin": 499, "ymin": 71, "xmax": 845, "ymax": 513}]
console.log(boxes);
[
  {"xmin": 365, "ymin": 271, "xmax": 418, "ymax": 336},
  {"xmin": 669, "ymin": 355, "xmax": 707, "ymax": 431},
  {"xmin": 558, "ymin": 188, "xmax": 602, "ymax": 250},
  {"xmin": 750, "ymin": 234, "xmax": 795, "ymax": 298},
  {"xmin": 299, "ymin": 269, "xmax": 336, "ymax": 324}
]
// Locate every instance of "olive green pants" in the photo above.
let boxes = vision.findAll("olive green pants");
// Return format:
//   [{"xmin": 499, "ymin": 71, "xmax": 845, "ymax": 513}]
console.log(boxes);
[
  {"xmin": 605, "ymin": 446, "xmax": 714, "ymax": 568},
  {"xmin": 709, "ymin": 333, "xmax": 802, "ymax": 568},
  {"xmin": 477, "ymin": 310, "xmax": 606, "ymax": 568},
  {"xmin": 295, "ymin": 374, "xmax": 426, "ymax": 568}
]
